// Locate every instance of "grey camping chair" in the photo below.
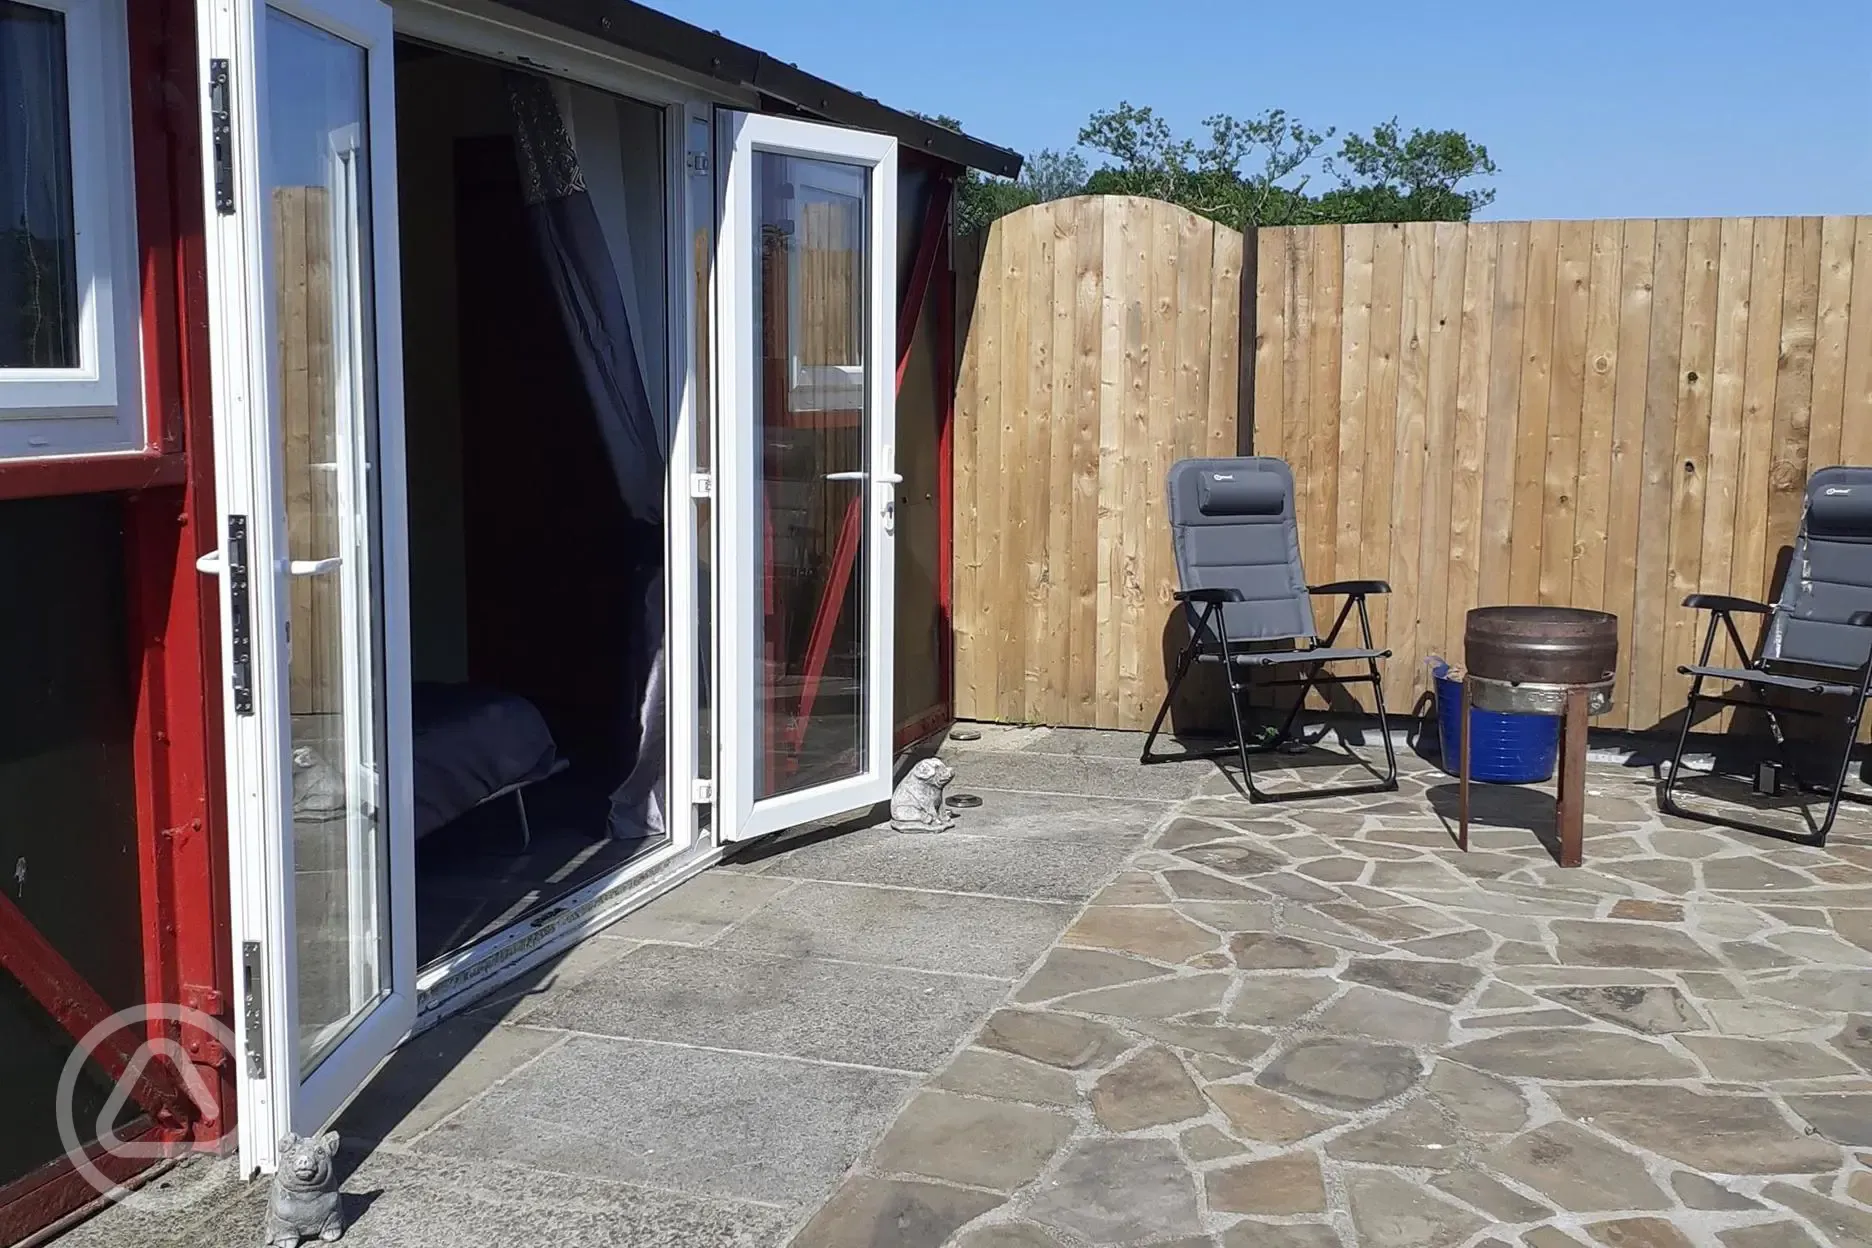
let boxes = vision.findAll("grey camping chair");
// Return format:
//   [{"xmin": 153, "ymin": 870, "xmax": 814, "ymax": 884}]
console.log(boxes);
[
  {"xmin": 1140, "ymin": 457, "xmax": 1398, "ymax": 801},
  {"xmin": 1664, "ymin": 465, "xmax": 1872, "ymax": 845}
]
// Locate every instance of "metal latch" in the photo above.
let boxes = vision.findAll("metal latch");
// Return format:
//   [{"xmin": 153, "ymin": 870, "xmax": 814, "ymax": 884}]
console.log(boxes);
[
  {"xmin": 690, "ymin": 473, "xmax": 713, "ymax": 499},
  {"xmin": 691, "ymin": 778, "xmax": 714, "ymax": 805},
  {"xmin": 209, "ymin": 60, "xmax": 234, "ymax": 215},
  {"xmin": 241, "ymin": 941, "xmax": 265, "ymax": 1078},
  {"xmin": 685, "ymin": 150, "xmax": 711, "ymax": 177},
  {"xmin": 227, "ymin": 515, "xmax": 253, "ymax": 715}
]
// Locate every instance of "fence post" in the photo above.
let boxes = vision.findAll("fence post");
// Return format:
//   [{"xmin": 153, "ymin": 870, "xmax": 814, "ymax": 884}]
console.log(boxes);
[{"xmin": 1237, "ymin": 225, "xmax": 1259, "ymax": 455}]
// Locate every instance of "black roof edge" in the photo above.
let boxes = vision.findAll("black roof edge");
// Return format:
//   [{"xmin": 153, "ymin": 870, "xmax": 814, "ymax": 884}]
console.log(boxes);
[{"xmin": 487, "ymin": 0, "xmax": 1024, "ymax": 178}]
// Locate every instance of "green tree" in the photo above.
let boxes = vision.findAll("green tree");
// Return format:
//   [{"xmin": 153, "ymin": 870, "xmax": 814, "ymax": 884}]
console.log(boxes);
[{"xmin": 929, "ymin": 104, "xmax": 1497, "ymax": 235}]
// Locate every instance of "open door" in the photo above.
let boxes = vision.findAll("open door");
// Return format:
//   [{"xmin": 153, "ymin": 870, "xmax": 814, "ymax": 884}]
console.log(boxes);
[
  {"xmin": 716, "ymin": 113, "xmax": 898, "ymax": 840},
  {"xmin": 196, "ymin": 0, "xmax": 413, "ymax": 1174}
]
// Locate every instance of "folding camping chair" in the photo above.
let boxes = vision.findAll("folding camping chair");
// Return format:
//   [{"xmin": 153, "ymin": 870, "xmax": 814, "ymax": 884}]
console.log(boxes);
[
  {"xmin": 1140, "ymin": 457, "xmax": 1399, "ymax": 801},
  {"xmin": 1662, "ymin": 465, "xmax": 1872, "ymax": 846}
]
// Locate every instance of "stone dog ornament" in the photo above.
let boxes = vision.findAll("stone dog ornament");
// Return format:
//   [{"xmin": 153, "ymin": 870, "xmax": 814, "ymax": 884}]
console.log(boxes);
[
  {"xmin": 890, "ymin": 757, "xmax": 957, "ymax": 833},
  {"xmin": 264, "ymin": 1131, "xmax": 345, "ymax": 1247}
]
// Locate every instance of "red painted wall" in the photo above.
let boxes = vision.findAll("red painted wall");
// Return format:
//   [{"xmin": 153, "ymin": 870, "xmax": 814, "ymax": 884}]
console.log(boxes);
[{"xmin": 0, "ymin": 0, "xmax": 229, "ymax": 1237}]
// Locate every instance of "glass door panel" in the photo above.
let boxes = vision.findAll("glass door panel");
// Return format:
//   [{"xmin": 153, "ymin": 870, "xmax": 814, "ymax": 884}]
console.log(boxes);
[
  {"xmin": 199, "ymin": 0, "xmax": 411, "ymax": 1175},
  {"xmin": 718, "ymin": 114, "xmax": 897, "ymax": 840},
  {"xmin": 263, "ymin": 9, "xmax": 388, "ymax": 1078}
]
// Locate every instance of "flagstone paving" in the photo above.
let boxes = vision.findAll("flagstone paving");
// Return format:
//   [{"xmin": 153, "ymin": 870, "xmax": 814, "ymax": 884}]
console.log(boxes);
[
  {"xmin": 49, "ymin": 726, "xmax": 1872, "ymax": 1247},
  {"xmin": 801, "ymin": 732, "xmax": 1872, "ymax": 1248}
]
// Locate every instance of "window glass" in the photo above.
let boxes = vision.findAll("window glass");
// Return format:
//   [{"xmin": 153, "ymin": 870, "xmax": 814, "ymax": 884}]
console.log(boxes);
[{"xmin": 0, "ymin": 0, "xmax": 79, "ymax": 370}]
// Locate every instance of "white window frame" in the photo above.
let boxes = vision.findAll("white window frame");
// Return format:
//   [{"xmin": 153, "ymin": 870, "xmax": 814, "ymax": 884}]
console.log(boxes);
[{"xmin": 0, "ymin": 0, "xmax": 144, "ymax": 456}]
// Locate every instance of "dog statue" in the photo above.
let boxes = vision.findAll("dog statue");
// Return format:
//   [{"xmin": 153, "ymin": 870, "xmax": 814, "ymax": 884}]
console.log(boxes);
[
  {"xmin": 263, "ymin": 1131, "xmax": 344, "ymax": 1247},
  {"xmin": 890, "ymin": 757, "xmax": 957, "ymax": 833}
]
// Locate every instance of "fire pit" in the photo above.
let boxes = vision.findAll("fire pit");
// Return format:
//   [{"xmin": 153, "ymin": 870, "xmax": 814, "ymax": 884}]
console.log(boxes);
[{"xmin": 1457, "ymin": 607, "xmax": 1619, "ymax": 867}]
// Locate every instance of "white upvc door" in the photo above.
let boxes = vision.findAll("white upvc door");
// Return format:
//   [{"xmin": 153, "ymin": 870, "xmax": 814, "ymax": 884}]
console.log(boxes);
[
  {"xmin": 715, "ymin": 112, "xmax": 898, "ymax": 841},
  {"xmin": 197, "ymin": 0, "xmax": 413, "ymax": 1175}
]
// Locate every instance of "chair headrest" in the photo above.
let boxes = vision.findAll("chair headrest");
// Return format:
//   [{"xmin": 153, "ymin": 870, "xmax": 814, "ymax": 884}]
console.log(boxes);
[
  {"xmin": 1197, "ymin": 469, "xmax": 1286, "ymax": 517},
  {"xmin": 1807, "ymin": 467, "xmax": 1872, "ymax": 539}
]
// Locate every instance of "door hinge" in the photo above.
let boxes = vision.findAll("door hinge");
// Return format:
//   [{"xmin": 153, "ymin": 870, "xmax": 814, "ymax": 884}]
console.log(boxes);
[
  {"xmin": 241, "ymin": 941, "xmax": 266, "ymax": 1078},
  {"xmin": 209, "ymin": 59, "xmax": 235, "ymax": 215},
  {"xmin": 689, "ymin": 472, "xmax": 713, "ymax": 499},
  {"xmin": 228, "ymin": 515, "xmax": 253, "ymax": 715},
  {"xmin": 691, "ymin": 778, "xmax": 715, "ymax": 805}
]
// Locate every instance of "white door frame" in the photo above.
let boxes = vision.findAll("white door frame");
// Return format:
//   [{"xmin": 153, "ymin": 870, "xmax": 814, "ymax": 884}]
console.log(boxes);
[
  {"xmin": 715, "ymin": 112, "xmax": 898, "ymax": 841},
  {"xmin": 196, "ymin": 0, "xmax": 414, "ymax": 1175}
]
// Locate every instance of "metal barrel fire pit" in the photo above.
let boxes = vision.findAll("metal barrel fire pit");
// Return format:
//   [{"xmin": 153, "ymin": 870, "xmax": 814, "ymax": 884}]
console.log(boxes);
[
  {"xmin": 1464, "ymin": 606, "xmax": 1619, "ymax": 716},
  {"xmin": 1457, "ymin": 606, "xmax": 1621, "ymax": 868}
]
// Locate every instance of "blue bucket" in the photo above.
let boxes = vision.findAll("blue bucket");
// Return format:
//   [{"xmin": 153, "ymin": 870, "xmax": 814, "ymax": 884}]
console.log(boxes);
[{"xmin": 1431, "ymin": 659, "xmax": 1560, "ymax": 784}]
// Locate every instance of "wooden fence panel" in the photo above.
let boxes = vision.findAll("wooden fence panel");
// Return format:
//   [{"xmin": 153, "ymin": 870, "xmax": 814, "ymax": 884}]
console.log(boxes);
[
  {"xmin": 954, "ymin": 205, "xmax": 1870, "ymax": 734},
  {"xmin": 953, "ymin": 197, "xmax": 1239, "ymax": 727}
]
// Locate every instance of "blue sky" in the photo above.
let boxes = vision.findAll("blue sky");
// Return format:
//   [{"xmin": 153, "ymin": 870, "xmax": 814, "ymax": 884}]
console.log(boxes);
[{"xmin": 664, "ymin": 0, "xmax": 1871, "ymax": 221}]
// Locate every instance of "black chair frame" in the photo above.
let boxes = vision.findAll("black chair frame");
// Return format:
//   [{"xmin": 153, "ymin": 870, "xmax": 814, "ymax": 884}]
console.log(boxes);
[
  {"xmin": 1661, "ymin": 593, "xmax": 1872, "ymax": 846},
  {"xmin": 1140, "ymin": 582, "xmax": 1400, "ymax": 802}
]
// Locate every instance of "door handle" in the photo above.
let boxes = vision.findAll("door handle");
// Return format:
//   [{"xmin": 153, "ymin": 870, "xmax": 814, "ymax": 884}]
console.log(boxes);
[
  {"xmin": 286, "ymin": 556, "xmax": 343, "ymax": 576},
  {"xmin": 196, "ymin": 550, "xmax": 226, "ymax": 575},
  {"xmin": 823, "ymin": 471, "xmax": 905, "ymax": 484}
]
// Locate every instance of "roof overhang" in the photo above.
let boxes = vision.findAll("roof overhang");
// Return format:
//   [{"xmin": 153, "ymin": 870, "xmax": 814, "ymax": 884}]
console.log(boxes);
[{"xmin": 484, "ymin": 0, "xmax": 1023, "ymax": 177}]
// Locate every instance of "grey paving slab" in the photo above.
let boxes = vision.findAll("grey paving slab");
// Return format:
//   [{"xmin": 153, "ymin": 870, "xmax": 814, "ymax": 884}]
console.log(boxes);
[
  {"xmin": 600, "ymin": 870, "xmax": 800, "ymax": 944},
  {"xmin": 932, "ymin": 789, "xmax": 1175, "ymax": 841},
  {"xmin": 53, "ymin": 1149, "xmax": 795, "ymax": 1248},
  {"xmin": 945, "ymin": 749, "xmax": 1211, "ymax": 801},
  {"xmin": 716, "ymin": 879, "xmax": 1075, "ymax": 978},
  {"xmin": 519, "ymin": 942, "xmax": 1010, "ymax": 1070},
  {"xmin": 337, "ymin": 1014, "xmax": 565, "ymax": 1144},
  {"xmin": 744, "ymin": 826, "xmax": 1145, "ymax": 902},
  {"xmin": 1010, "ymin": 726, "xmax": 1229, "ymax": 760},
  {"xmin": 414, "ymin": 1034, "xmax": 913, "ymax": 1209}
]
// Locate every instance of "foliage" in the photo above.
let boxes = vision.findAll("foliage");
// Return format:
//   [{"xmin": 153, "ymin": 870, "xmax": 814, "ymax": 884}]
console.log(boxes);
[{"xmin": 926, "ymin": 104, "xmax": 1497, "ymax": 236}]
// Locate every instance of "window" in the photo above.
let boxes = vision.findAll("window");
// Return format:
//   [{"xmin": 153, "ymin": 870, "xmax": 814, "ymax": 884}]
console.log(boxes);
[
  {"xmin": 781, "ymin": 157, "xmax": 866, "ymax": 417},
  {"xmin": 0, "ymin": 0, "xmax": 141, "ymax": 455}
]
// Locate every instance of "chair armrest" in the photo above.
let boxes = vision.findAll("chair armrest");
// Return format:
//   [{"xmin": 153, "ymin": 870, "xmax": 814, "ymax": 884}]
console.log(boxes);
[
  {"xmin": 1684, "ymin": 593, "xmax": 1770, "ymax": 614},
  {"xmin": 1308, "ymin": 580, "xmax": 1391, "ymax": 597},
  {"xmin": 1174, "ymin": 588, "xmax": 1242, "ymax": 604}
]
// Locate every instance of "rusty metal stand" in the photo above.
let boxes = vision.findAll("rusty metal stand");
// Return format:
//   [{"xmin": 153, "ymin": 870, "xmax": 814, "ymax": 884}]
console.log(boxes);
[
  {"xmin": 1458, "ymin": 678, "xmax": 1473, "ymax": 853},
  {"xmin": 1457, "ymin": 681, "xmax": 1590, "ymax": 868}
]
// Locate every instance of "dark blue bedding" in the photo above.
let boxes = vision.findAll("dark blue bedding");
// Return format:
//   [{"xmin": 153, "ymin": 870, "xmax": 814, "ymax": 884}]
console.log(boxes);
[{"xmin": 412, "ymin": 682, "xmax": 559, "ymax": 840}]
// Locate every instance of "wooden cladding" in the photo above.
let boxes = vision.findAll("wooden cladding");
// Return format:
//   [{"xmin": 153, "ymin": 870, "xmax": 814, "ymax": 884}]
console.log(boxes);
[
  {"xmin": 953, "ymin": 201, "xmax": 1872, "ymax": 734},
  {"xmin": 954, "ymin": 196, "xmax": 1242, "ymax": 728}
]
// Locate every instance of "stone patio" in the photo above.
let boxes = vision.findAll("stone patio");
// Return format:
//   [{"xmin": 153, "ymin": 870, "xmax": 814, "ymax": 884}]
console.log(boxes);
[{"xmin": 53, "ymin": 727, "xmax": 1872, "ymax": 1247}]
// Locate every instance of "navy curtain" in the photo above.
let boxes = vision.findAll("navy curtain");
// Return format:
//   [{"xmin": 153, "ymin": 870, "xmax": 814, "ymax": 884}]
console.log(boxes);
[{"xmin": 506, "ymin": 72, "xmax": 666, "ymax": 841}]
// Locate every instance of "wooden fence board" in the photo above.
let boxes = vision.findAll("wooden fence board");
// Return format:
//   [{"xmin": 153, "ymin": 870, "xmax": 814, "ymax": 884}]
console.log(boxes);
[
  {"xmin": 1700, "ymin": 217, "xmax": 1754, "ymax": 611},
  {"xmin": 1809, "ymin": 216, "xmax": 1856, "ymax": 473},
  {"xmin": 1603, "ymin": 219, "xmax": 1655, "ymax": 724},
  {"xmin": 955, "ymin": 205, "xmax": 1872, "ymax": 733},
  {"xmin": 1417, "ymin": 222, "xmax": 1467, "ymax": 693},
  {"xmin": 1478, "ymin": 222, "xmax": 1529, "ymax": 613},
  {"xmin": 1447, "ymin": 223, "xmax": 1496, "ymax": 656},
  {"xmin": 1538, "ymin": 220, "xmax": 1593, "ymax": 607},
  {"xmin": 1363, "ymin": 224, "xmax": 1406, "ymax": 653},
  {"xmin": 1336, "ymin": 226, "xmax": 1376, "ymax": 583},
  {"xmin": 1664, "ymin": 218, "xmax": 1721, "ymax": 722},
  {"xmin": 1630, "ymin": 219, "xmax": 1689, "ymax": 729},
  {"xmin": 1571, "ymin": 218, "xmax": 1623, "ymax": 612},
  {"xmin": 1510, "ymin": 220, "xmax": 1560, "ymax": 605},
  {"xmin": 1842, "ymin": 220, "xmax": 1872, "ymax": 465}
]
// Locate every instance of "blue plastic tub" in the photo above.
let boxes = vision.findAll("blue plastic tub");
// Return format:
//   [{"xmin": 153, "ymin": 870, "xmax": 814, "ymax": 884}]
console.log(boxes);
[{"xmin": 1431, "ymin": 659, "xmax": 1560, "ymax": 784}]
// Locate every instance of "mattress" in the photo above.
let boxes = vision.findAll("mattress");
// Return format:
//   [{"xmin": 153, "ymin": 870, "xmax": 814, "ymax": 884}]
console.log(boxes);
[{"xmin": 411, "ymin": 681, "xmax": 560, "ymax": 841}]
